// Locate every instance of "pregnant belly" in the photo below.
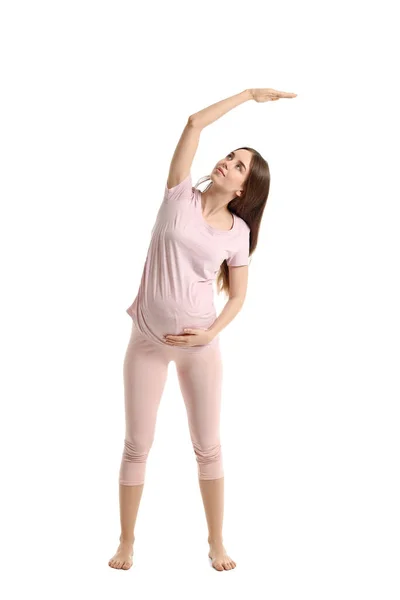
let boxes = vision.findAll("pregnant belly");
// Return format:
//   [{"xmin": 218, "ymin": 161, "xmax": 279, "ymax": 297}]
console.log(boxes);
[{"xmin": 139, "ymin": 298, "xmax": 217, "ymax": 342}]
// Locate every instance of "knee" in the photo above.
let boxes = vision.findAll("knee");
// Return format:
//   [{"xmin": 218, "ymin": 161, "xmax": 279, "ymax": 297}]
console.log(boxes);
[
  {"xmin": 192, "ymin": 441, "xmax": 223, "ymax": 469},
  {"xmin": 192, "ymin": 440, "xmax": 221, "ymax": 461},
  {"xmin": 193, "ymin": 441, "xmax": 224, "ymax": 480},
  {"xmin": 119, "ymin": 437, "xmax": 151, "ymax": 486},
  {"xmin": 121, "ymin": 437, "xmax": 151, "ymax": 463}
]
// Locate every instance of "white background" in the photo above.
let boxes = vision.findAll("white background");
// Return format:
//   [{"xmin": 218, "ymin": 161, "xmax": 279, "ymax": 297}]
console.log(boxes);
[{"xmin": 1, "ymin": 0, "xmax": 399, "ymax": 598}]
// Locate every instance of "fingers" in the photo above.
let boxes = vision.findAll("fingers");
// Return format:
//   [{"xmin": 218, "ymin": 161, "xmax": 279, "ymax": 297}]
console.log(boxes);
[
  {"xmin": 264, "ymin": 88, "xmax": 296, "ymax": 98},
  {"xmin": 275, "ymin": 90, "xmax": 297, "ymax": 98},
  {"xmin": 164, "ymin": 335, "xmax": 189, "ymax": 345},
  {"xmin": 269, "ymin": 93, "xmax": 296, "ymax": 101}
]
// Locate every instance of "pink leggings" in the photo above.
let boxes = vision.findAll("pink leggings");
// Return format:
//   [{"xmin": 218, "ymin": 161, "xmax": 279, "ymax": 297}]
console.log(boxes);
[{"xmin": 119, "ymin": 322, "xmax": 223, "ymax": 486}]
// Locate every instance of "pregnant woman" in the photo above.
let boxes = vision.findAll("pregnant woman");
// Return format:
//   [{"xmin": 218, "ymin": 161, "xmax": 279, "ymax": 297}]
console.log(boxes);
[{"xmin": 109, "ymin": 87, "xmax": 297, "ymax": 571}]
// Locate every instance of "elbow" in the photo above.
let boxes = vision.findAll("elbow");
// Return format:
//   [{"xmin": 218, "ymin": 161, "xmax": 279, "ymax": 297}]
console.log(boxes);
[{"xmin": 188, "ymin": 115, "xmax": 202, "ymax": 129}]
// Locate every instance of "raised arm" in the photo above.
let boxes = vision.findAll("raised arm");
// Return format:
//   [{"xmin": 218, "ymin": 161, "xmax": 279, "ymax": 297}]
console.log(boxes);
[
  {"xmin": 189, "ymin": 87, "xmax": 296, "ymax": 130},
  {"xmin": 166, "ymin": 119, "xmax": 201, "ymax": 190},
  {"xmin": 189, "ymin": 89, "xmax": 253, "ymax": 129},
  {"xmin": 167, "ymin": 89, "xmax": 253, "ymax": 190},
  {"xmin": 167, "ymin": 88, "xmax": 296, "ymax": 189}
]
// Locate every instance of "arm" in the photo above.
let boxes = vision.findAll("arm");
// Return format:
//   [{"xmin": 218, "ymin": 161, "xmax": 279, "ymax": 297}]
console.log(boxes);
[
  {"xmin": 167, "ymin": 89, "xmax": 254, "ymax": 189},
  {"xmin": 189, "ymin": 88, "xmax": 297, "ymax": 132},
  {"xmin": 207, "ymin": 265, "xmax": 249, "ymax": 339},
  {"xmin": 166, "ymin": 119, "xmax": 201, "ymax": 190},
  {"xmin": 189, "ymin": 89, "xmax": 253, "ymax": 130}
]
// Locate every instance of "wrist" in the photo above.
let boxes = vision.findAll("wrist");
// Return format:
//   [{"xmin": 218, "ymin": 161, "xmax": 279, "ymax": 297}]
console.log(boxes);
[{"xmin": 245, "ymin": 88, "xmax": 254, "ymax": 100}]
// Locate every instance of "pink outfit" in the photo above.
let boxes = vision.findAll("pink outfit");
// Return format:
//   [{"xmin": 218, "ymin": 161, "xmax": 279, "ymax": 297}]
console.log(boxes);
[
  {"xmin": 126, "ymin": 172, "xmax": 250, "ymax": 352},
  {"xmin": 119, "ymin": 321, "xmax": 223, "ymax": 485},
  {"xmin": 120, "ymin": 174, "xmax": 250, "ymax": 485}
]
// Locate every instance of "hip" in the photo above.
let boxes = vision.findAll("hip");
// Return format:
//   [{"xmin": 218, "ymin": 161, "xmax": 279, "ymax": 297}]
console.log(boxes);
[{"xmin": 127, "ymin": 310, "xmax": 220, "ymax": 354}]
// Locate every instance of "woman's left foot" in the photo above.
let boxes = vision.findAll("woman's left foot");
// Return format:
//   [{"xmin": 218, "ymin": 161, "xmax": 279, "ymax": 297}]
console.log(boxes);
[{"xmin": 208, "ymin": 540, "xmax": 236, "ymax": 570}]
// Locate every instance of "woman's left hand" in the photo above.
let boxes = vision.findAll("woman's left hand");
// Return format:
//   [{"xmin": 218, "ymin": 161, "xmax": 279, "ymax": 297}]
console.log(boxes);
[{"xmin": 163, "ymin": 328, "xmax": 213, "ymax": 347}]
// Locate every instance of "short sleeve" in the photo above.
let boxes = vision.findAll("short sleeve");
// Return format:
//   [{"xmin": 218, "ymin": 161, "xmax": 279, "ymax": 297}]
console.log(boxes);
[
  {"xmin": 226, "ymin": 225, "xmax": 250, "ymax": 267},
  {"xmin": 164, "ymin": 172, "xmax": 193, "ymax": 202}
]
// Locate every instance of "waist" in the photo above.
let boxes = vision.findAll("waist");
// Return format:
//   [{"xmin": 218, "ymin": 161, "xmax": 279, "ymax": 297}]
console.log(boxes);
[{"xmin": 142, "ymin": 295, "xmax": 215, "ymax": 317}]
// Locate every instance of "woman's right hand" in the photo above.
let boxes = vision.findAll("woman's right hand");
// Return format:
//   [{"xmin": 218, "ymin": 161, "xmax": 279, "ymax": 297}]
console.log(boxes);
[{"xmin": 249, "ymin": 88, "xmax": 297, "ymax": 103}]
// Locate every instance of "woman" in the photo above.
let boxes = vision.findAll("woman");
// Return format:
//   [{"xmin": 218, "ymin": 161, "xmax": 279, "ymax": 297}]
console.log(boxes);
[{"xmin": 109, "ymin": 87, "xmax": 297, "ymax": 572}]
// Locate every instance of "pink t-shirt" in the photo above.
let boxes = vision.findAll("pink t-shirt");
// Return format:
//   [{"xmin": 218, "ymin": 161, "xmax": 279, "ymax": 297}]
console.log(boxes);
[{"xmin": 126, "ymin": 173, "xmax": 250, "ymax": 351}]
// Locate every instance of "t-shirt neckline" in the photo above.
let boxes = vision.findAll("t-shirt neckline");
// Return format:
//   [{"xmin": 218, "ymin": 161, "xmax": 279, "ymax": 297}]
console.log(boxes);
[{"xmin": 195, "ymin": 188, "xmax": 237, "ymax": 235}]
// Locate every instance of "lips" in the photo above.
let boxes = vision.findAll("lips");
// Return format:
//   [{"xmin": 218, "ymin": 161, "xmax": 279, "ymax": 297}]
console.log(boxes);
[{"xmin": 217, "ymin": 167, "xmax": 225, "ymax": 176}]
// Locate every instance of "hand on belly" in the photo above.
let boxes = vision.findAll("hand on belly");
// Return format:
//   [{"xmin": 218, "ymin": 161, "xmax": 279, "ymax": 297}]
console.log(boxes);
[{"xmin": 163, "ymin": 327, "xmax": 214, "ymax": 347}]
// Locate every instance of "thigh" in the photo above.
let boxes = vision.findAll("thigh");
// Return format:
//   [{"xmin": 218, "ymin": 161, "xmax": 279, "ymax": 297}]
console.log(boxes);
[
  {"xmin": 175, "ymin": 341, "xmax": 223, "ymax": 442},
  {"xmin": 123, "ymin": 323, "xmax": 170, "ymax": 440}
]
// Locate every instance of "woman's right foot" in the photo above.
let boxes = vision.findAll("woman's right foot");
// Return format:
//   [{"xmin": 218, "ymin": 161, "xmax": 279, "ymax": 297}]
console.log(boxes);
[{"xmin": 108, "ymin": 538, "xmax": 134, "ymax": 570}]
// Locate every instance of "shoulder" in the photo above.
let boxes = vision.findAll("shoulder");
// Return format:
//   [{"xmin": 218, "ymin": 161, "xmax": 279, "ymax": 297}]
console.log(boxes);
[
  {"xmin": 235, "ymin": 215, "xmax": 250, "ymax": 234},
  {"xmin": 164, "ymin": 173, "xmax": 195, "ymax": 203}
]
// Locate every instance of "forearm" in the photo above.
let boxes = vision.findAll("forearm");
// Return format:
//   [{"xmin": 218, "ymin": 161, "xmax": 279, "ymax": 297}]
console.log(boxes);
[
  {"xmin": 207, "ymin": 297, "xmax": 245, "ymax": 339},
  {"xmin": 189, "ymin": 89, "xmax": 253, "ymax": 129}
]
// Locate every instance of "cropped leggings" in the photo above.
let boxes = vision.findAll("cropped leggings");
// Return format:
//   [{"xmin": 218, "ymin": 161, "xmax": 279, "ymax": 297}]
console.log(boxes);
[{"xmin": 119, "ymin": 322, "xmax": 224, "ymax": 486}]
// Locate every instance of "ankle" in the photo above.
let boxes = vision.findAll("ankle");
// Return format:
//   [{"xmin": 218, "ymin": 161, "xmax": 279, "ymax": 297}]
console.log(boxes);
[
  {"xmin": 119, "ymin": 534, "xmax": 135, "ymax": 544},
  {"xmin": 208, "ymin": 535, "xmax": 223, "ymax": 545}
]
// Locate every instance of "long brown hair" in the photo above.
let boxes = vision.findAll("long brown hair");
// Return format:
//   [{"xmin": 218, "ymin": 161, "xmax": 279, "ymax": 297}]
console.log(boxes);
[{"xmin": 195, "ymin": 146, "xmax": 270, "ymax": 297}]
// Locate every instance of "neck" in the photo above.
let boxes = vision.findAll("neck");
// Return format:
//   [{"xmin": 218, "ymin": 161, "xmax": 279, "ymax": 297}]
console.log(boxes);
[{"xmin": 201, "ymin": 186, "xmax": 233, "ymax": 218}]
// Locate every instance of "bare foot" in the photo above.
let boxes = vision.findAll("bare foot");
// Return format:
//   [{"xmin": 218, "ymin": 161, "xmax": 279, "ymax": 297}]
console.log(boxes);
[
  {"xmin": 108, "ymin": 538, "xmax": 134, "ymax": 570},
  {"xmin": 208, "ymin": 539, "xmax": 236, "ymax": 571}
]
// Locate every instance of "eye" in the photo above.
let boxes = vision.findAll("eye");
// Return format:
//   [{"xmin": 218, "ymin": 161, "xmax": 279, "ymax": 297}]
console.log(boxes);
[{"xmin": 227, "ymin": 153, "xmax": 242, "ymax": 170}]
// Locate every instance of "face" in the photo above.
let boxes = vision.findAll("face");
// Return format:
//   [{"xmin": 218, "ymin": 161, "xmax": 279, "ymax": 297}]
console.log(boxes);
[{"xmin": 212, "ymin": 149, "xmax": 252, "ymax": 197}]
